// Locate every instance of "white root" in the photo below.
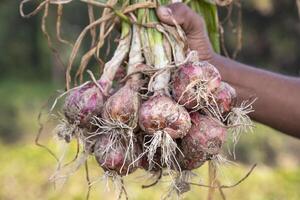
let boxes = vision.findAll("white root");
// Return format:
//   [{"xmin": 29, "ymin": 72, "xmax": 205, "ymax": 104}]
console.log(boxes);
[
  {"xmin": 52, "ymin": 139, "xmax": 69, "ymax": 176},
  {"xmin": 54, "ymin": 117, "xmax": 81, "ymax": 142},
  {"xmin": 226, "ymin": 99, "xmax": 255, "ymax": 142},
  {"xmin": 226, "ymin": 99, "xmax": 256, "ymax": 158},
  {"xmin": 49, "ymin": 113, "xmax": 96, "ymax": 188},
  {"xmin": 163, "ymin": 170, "xmax": 195, "ymax": 200},
  {"xmin": 177, "ymin": 78, "xmax": 223, "ymax": 121},
  {"xmin": 49, "ymin": 151, "xmax": 89, "ymax": 187},
  {"xmin": 102, "ymin": 171, "xmax": 128, "ymax": 199},
  {"xmin": 175, "ymin": 170, "xmax": 193, "ymax": 194},
  {"xmin": 161, "ymin": 133, "xmax": 182, "ymax": 172},
  {"xmin": 143, "ymin": 131, "xmax": 182, "ymax": 173},
  {"xmin": 87, "ymin": 169, "xmax": 128, "ymax": 199},
  {"xmin": 144, "ymin": 132, "xmax": 162, "ymax": 171},
  {"xmin": 211, "ymin": 154, "xmax": 236, "ymax": 172}
]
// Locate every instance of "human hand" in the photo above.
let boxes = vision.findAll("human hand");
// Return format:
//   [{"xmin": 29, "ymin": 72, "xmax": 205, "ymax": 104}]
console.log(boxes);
[{"xmin": 156, "ymin": 3, "xmax": 215, "ymax": 61}]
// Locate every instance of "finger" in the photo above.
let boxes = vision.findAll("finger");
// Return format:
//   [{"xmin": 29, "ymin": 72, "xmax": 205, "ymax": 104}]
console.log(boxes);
[
  {"xmin": 156, "ymin": 3, "xmax": 205, "ymax": 36},
  {"xmin": 156, "ymin": 3, "xmax": 214, "ymax": 61}
]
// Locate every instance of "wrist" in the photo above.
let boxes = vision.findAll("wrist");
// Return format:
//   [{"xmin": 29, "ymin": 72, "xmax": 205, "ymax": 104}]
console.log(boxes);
[
  {"xmin": 207, "ymin": 52, "xmax": 219, "ymax": 63},
  {"xmin": 208, "ymin": 53, "xmax": 231, "ymax": 83}
]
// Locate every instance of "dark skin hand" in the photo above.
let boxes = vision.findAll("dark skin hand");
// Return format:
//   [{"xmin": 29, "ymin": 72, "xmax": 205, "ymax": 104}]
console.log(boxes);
[{"xmin": 156, "ymin": 3, "xmax": 300, "ymax": 139}]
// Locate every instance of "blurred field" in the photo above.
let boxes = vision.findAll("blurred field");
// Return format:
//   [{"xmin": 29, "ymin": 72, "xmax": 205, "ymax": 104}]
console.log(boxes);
[
  {"xmin": 0, "ymin": 80, "xmax": 300, "ymax": 200},
  {"xmin": 1, "ymin": 141, "xmax": 300, "ymax": 200}
]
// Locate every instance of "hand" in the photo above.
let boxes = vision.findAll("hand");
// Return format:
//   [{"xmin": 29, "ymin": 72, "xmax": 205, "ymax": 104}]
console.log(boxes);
[
  {"xmin": 156, "ymin": 3, "xmax": 215, "ymax": 61},
  {"xmin": 157, "ymin": 4, "xmax": 300, "ymax": 138}
]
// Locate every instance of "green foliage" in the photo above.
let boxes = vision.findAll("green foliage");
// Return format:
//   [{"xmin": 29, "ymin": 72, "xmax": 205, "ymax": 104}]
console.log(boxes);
[
  {"xmin": 189, "ymin": 0, "xmax": 220, "ymax": 53},
  {"xmin": 0, "ymin": 79, "xmax": 58, "ymax": 143},
  {"xmin": 0, "ymin": 1, "xmax": 52, "ymax": 80}
]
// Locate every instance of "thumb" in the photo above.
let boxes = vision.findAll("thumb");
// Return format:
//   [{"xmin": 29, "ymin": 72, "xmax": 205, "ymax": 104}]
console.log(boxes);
[
  {"xmin": 156, "ymin": 3, "xmax": 214, "ymax": 61},
  {"xmin": 156, "ymin": 3, "xmax": 205, "ymax": 37}
]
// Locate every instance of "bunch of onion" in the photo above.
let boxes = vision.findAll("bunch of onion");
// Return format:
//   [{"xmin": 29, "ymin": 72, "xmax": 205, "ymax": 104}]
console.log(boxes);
[
  {"xmin": 58, "ymin": 20, "xmax": 131, "ymax": 141},
  {"xmin": 133, "ymin": 6, "xmax": 191, "ymax": 173},
  {"xmin": 166, "ymin": 112, "xmax": 228, "ymax": 196},
  {"xmin": 49, "ymin": 21, "xmax": 132, "ymax": 184},
  {"xmin": 94, "ymin": 133, "xmax": 142, "ymax": 176},
  {"xmin": 92, "ymin": 24, "xmax": 145, "ymax": 175},
  {"xmin": 168, "ymin": 80, "xmax": 252, "ymax": 196},
  {"xmin": 20, "ymin": 0, "xmax": 255, "ymax": 197}
]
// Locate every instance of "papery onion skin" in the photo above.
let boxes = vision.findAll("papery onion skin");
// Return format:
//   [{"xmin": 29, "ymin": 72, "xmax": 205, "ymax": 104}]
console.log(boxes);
[
  {"xmin": 64, "ymin": 82, "xmax": 104, "ymax": 129},
  {"xmin": 94, "ymin": 134, "xmax": 141, "ymax": 176},
  {"xmin": 102, "ymin": 80, "xmax": 141, "ymax": 126},
  {"xmin": 139, "ymin": 93, "xmax": 191, "ymax": 139},
  {"xmin": 212, "ymin": 82, "xmax": 237, "ymax": 115},
  {"xmin": 178, "ymin": 112, "xmax": 226, "ymax": 170}
]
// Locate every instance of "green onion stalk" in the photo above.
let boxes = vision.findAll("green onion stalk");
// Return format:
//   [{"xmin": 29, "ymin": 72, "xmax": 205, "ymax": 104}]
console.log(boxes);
[{"xmin": 188, "ymin": 0, "xmax": 220, "ymax": 53}]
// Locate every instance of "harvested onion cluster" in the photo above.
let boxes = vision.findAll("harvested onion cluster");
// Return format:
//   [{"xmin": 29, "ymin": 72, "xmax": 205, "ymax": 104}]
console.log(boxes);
[
  {"xmin": 57, "ymin": 51, "xmax": 248, "ymax": 194},
  {"xmin": 20, "ymin": 0, "xmax": 254, "ymax": 198}
]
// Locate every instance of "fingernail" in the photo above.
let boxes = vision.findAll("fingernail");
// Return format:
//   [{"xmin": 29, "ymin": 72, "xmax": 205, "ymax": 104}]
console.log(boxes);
[{"xmin": 159, "ymin": 6, "xmax": 172, "ymax": 18}]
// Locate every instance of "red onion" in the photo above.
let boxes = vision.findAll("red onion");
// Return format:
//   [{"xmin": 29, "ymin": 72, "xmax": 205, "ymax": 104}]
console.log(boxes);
[
  {"xmin": 172, "ymin": 61, "xmax": 221, "ymax": 110},
  {"xmin": 64, "ymin": 82, "xmax": 104, "ymax": 129},
  {"xmin": 102, "ymin": 79, "xmax": 141, "ymax": 127},
  {"xmin": 212, "ymin": 82, "xmax": 237, "ymax": 115},
  {"xmin": 94, "ymin": 134, "xmax": 141, "ymax": 175},
  {"xmin": 178, "ymin": 112, "xmax": 226, "ymax": 170},
  {"xmin": 139, "ymin": 94, "xmax": 191, "ymax": 139},
  {"xmin": 139, "ymin": 93, "xmax": 191, "ymax": 170}
]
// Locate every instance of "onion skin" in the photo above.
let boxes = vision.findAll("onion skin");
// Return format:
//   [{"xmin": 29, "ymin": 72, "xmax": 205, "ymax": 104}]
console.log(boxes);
[
  {"xmin": 102, "ymin": 80, "xmax": 141, "ymax": 126},
  {"xmin": 172, "ymin": 62, "xmax": 203, "ymax": 109},
  {"xmin": 213, "ymin": 82, "xmax": 237, "ymax": 115},
  {"xmin": 64, "ymin": 82, "xmax": 104, "ymax": 128},
  {"xmin": 172, "ymin": 61, "xmax": 221, "ymax": 109},
  {"xmin": 178, "ymin": 112, "xmax": 226, "ymax": 170},
  {"xmin": 139, "ymin": 93, "xmax": 191, "ymax": 139},
  {"xmin": 177, "ymin": 141, "xmax": 206, "ymax": 171},
  {"xmin": 94, "ymin": 134, "xmax": 141, "ymax": 176}
]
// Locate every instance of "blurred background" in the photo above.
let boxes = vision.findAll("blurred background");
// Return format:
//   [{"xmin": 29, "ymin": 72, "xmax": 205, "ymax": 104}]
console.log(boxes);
[{"xmin": 0, "ymin": 0, "xmax": 300, "ymax": 199}]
